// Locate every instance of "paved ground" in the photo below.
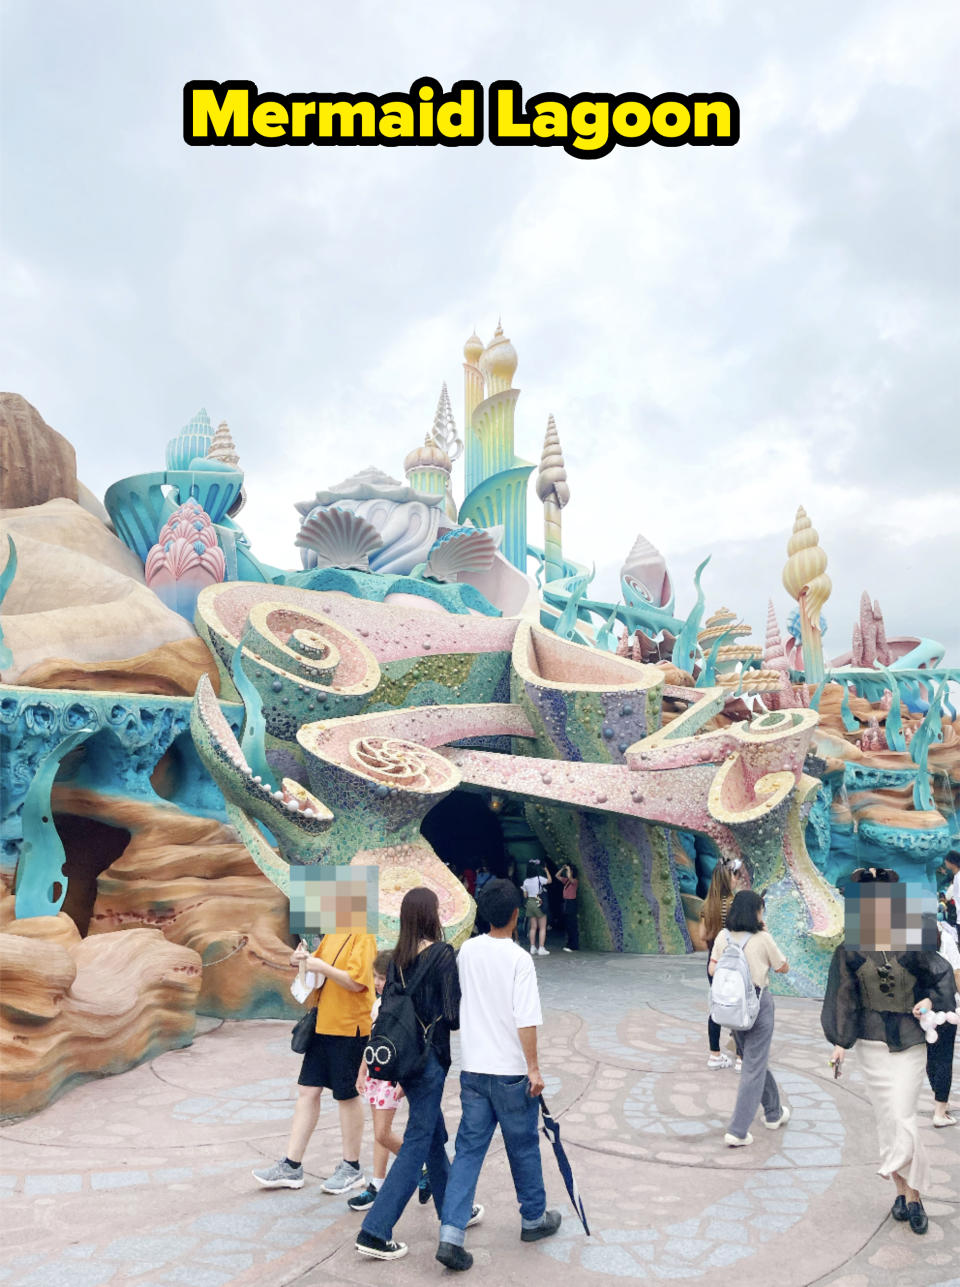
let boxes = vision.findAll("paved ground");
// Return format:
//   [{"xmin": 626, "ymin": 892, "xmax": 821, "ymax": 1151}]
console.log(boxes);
[{"xmin": 2, "ymin": 950, "xmax": 959, "ymax": 1286}]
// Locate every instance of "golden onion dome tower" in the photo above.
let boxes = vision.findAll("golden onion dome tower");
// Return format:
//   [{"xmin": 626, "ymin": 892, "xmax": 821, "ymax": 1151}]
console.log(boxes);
[
  {"xmin": 463, "ymin": 330, "xmax": 484, "ymax": 366},
  {"xmin": 480, "ymin": 320, "xmax": 518, "ymax": 395}
]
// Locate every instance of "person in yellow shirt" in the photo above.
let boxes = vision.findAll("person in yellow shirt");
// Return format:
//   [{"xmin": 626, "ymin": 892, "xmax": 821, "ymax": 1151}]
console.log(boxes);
[{"xmin": 254, "ymin": 907, "xmax": 377, "ymax": 1195}]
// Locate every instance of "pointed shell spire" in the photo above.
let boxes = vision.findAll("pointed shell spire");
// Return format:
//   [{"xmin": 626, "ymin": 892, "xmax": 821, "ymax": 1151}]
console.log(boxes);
[
  {"xmin": 207, "ymin": 420, "xmax": 240, "ymax": 468},
  {"xmin": 763, "ymin": 600, "xmax": 790, "ymax": 671},
  {"xmin": 782, "ymin": 506, "xmax": 831, "ymax": 616},
  {"xmin": 536, "ymin": 415, "xmax": 570, "ymax": 507},
  {"xmin": 428, "ymin": 382, "xmax": 462, "ymax": 464},
  {"xmin": 620, "ymin": 532, "xmax": 673, "ymax": 609},
  {"xmin": 782, "ymin": 505, "xmax": 831, "ymax": 682}
]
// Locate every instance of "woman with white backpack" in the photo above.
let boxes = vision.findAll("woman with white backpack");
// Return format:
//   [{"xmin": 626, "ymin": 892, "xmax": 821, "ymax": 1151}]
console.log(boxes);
[{"xmin": 709, "ymin": 890, "xmax": 790, "ymax": 1146}]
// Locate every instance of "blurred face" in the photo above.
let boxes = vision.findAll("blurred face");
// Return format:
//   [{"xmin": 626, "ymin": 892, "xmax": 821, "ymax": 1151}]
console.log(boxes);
[
  {"xmin": 374, "ymin": 971, "xmax": 386, "ymax": 995},
  {"xmin": 288, "ymin": 866, "xmax": 379, "ymax": 936},
  {"xmin": 844, "ymin": 884, "xmax": 938, "ymax": 951}
]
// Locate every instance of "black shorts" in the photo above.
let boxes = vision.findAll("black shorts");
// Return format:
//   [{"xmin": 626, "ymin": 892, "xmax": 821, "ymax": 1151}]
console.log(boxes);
[{"xmin": 298, "ymin": 1032, "xmax": 366, "ymax": 1100}]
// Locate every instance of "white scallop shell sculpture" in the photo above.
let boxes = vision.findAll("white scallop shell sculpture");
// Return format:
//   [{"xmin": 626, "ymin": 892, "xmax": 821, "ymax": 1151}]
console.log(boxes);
[
  {"xmin": 295, "ymin": 506, "xmax": 384, "ymax": 571},
  {"xmin": 425, "ymin": 527, "xmax": 497, "ymax": 583}
]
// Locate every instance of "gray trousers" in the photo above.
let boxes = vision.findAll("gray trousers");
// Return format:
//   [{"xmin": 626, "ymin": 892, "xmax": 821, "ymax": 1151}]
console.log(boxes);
[{"xmin": 729, "ymin": 989, "xmax": 781, "ymax": 1138}]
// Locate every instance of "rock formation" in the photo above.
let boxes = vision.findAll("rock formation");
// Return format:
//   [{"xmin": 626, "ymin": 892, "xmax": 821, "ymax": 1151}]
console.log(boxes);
[
  {"xmin": 0, "ymin": 393, "xmax": 78, "ymax": 509},
  {"xmin": 15, "ymin": 637, "xmax": 220, "ymax": 697},
  {"xmin": 0, "ymin": 890, "xmax": 201, "ymax": 1118},
  {"xmin": 0, "ymin": 500, "xmax": 195, "ymax": 682}
]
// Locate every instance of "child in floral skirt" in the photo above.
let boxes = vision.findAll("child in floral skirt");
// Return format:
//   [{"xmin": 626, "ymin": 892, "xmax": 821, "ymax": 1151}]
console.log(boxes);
[{"xmin": 348, "ymin": 950, "xmax": 424, "ymax": 1210}]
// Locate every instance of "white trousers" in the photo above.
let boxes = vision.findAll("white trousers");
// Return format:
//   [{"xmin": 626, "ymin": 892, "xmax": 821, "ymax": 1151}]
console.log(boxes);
[{"xmin": 858, "ymin": 1040, "xmax": 928, "ymax": 1193}]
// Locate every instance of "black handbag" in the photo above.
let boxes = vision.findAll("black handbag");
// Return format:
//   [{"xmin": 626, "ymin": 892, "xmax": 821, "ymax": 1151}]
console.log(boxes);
[
  {"xmin": 291, "ymin": 1006, "xmax": 318, "ymax": 1053},
  {"xmin": 290, "ymin": 937, "xmax": 350, "ymax": 1053}
]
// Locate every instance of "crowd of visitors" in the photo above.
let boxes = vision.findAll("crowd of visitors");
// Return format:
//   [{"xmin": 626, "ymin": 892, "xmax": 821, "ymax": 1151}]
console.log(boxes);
[{"xmin": 252, "ymin": 850, "xmax": 960, "ymax": 1262}]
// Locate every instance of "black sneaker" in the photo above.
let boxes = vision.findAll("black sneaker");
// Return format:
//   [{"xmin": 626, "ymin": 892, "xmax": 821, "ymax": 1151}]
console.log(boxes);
[
  {"xmin": 520, "ymin": 1209, "xmax": 562, "ymax": 1242},
  {"xmin": 891, "ymin": 1194, "xmax": 909, "ymax": 1222},
  {"xmin": 355, "ymin": 1229, "xmax": 408, "ymax": 1260},
  {"xmin": 907, "ymin": 1200, "xmax": 928, "ymax": 1235},
  {"xmin": 418, "ymin": 1163, "xmax": 432, "ymax": 1205},
  {"xmin": 436, "ymin": 1242, "xmax": 473, "ymax": 1271},
  {"xmin": 347, "ymin": 1184, "xmax": 379, "ymax": 1212}
]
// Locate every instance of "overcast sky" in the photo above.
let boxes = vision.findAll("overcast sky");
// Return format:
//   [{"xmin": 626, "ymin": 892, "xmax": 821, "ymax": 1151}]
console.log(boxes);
[{"xmin": 2, "ymin": 0, "xmax": 958, "ymax": 668}]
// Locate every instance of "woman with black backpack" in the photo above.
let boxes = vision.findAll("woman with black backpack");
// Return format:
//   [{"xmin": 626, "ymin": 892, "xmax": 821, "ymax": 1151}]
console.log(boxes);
[{"xmin": 356, "ymin": 886, "xmax": 473, "ymax": 1261}]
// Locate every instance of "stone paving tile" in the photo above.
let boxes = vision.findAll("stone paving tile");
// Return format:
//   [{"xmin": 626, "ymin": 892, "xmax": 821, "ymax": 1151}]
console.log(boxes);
[{"xmin": 1, "ymin": 952, "xmax": 957, "ymax": 1286}]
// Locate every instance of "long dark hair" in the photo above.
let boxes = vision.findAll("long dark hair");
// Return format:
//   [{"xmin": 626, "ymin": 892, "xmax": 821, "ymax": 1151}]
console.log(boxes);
[
  {"xmin": 726, "ymin": 890, "xmax": 765, "ymax": 933},
  {"xmin": 393, "ymin": 886, "xmax": 443, "ymax": 972}
]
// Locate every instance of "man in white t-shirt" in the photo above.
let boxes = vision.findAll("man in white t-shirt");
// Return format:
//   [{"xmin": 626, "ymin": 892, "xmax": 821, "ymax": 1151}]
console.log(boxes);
[{"xmin": 436, "ymin": 880, "xmax": 562, "ymax": 1272}]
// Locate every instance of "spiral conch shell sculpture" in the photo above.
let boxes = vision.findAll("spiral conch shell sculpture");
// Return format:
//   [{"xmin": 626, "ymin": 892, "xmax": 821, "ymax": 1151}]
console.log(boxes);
[{"xmin": 782, "ymin": 506, "xmax": 831, "ymax": 684}]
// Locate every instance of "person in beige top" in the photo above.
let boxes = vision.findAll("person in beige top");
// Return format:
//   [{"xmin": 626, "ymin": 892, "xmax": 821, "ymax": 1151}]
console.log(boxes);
[
  {"xmin": 712, "ymin": 926, "xmax": 787, "ymax": 990},
  {"xmin": 709, "ymin": 891, "xmax": 790, "ymax": 1146}
]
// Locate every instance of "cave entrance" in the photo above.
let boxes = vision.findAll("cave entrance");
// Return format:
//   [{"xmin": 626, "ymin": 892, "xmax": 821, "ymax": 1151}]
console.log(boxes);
[
  {"xmin": 53, "ymin": 813, "xmax": 132, "ymax": 936},
  {"xmin": 421, "ymin": 789, "xmax": 508, "ymax": 884}
]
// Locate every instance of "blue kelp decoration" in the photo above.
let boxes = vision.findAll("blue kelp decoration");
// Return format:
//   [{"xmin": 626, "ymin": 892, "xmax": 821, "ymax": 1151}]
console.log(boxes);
[
  {"xmin": 0, "ymin": 534, "xmax": 18, "ymax": 672},
  {"xmin": 910, "ymin": 678, "xmax": 947, "ymax": 812},
  {"xmin": 230, "ymin": 641, "xmax": 278, "ymax": 792},
  {"xmin": 14, "ymin": 728, "xmax": 93, "ymax": 918},
  {"xmin": 672, "ymin": 556, "xmax": 710, "ymax": 672},
  {"xmin": 878, "ymin": 666, "xmax": 906, "ymax": 752}
]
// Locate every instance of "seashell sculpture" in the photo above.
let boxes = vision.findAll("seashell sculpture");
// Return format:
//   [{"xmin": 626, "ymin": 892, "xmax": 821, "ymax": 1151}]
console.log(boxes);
[
  {"xmin": 782, "ymin": 506, "xmax": 832, "ymax": 684},
  {"xmin": 295, "ymin": 505, "xmax": 384, "ymax": 571},
  {"xmin": 206, "ymin": 420, "xmax": 240, "ymax": 469},
  {"xmin": 425, "ymin": 526, "xmax": 498, "ymax": 583},
  {"xmin": 536, "ymin": 414, "xmax": 570, "ymax": 584},
  {"xmin": 620, "ymin": 532, "xmax": 673, "ymax": 611},
  {"xmin": 145, "ymin": 499, "xmax": 225, "ymax": 620},
  {"xmin": 165, "ymin": 407, "xmax": 213, "ymax": 472},
  {"xmin": 536, "ymin": 415, "xmax": 570, "ymax": 508},
  {"xmin": 764, "ymin": 600, "xmax": 791, "ymax": 672},
  {"xmin": 428, "ymin": 382, "xmax": 463, "ymax": 465}
]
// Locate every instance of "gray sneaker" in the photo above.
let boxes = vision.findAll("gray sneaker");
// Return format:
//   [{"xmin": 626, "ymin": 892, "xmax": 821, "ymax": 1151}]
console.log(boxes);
[
  {"xmin": 322, "ymin": 1160, "xmax": 364, "ymax": 1194},
  {"xmin": 253, "ymin": 1159, "xmax": 304, "ymax": 1189}
]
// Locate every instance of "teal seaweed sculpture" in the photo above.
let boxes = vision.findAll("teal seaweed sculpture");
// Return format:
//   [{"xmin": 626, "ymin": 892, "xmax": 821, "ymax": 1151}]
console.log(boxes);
[
  {"xmin": 910, "ymin": 679, "xmax": 947, "ymax": 812},
  {"xmin": 14, "ymin": 727, "xmax": 93, "ymax": 918},
  {"xmin": 0, "ymin": 535, "xmax": 17, "ymax": 672},
  {"xmin": 672, "ymin": 557, "xmax": 710, "ymax": 672}
]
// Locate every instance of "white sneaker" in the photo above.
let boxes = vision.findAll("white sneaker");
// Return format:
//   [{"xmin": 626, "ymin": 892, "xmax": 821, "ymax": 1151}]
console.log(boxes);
[
  {"xmin": 562, "ymin": 947, "xmax": 573, "ymax": 952},
  {"xmin": 537, "ymin": 947, "xmax": 550, "ymax": 956},
  {"xmin": 707, "ymin": 1053, "xmax": 734, "ymax": 1070},
  {"xmin": 322, "ymin": 1161, "xmax": 364, "ymax": 1194},
  {"xmin": 724, "ymin": 1132, "xmax": 753, "ymax": 1147},
  {"xmin": 530, "ymin": 945, "xmax": 537, "ymax": 955},
  {"xmin": 735, "ymin": 1057, "xmax": 742, "ymax": 1071},
  {"xmin": 763, "ymin": 1105, "xmax": 790, "ymax": 1130}
]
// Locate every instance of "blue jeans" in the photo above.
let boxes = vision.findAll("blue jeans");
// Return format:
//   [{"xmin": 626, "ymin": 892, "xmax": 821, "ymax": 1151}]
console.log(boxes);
[
  {"xmin": 439, "ymin": 1072, "xmax": 546, "ymax": 1247},
  {"xmin": 361, "ymin": 1050, "xmax": 449, "ymax": 1241}
]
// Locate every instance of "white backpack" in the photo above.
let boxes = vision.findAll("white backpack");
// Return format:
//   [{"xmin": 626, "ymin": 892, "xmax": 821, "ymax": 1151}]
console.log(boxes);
[{"xmin": 709, "ymin": 931, "xmax": 760, "ymax": 1031}]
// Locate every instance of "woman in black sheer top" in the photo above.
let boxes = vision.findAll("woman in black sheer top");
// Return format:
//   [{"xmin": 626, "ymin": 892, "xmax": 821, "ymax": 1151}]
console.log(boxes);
[{"xmin": 821, "ymin": 867, "xmax": 955, "ymax": 1236}]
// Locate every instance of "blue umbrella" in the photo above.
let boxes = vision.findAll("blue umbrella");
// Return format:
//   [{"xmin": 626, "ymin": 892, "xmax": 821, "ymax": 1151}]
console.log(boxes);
[{"xmin": 538, "ymin": 1096, "xmax": 590, "ymax": 1236}]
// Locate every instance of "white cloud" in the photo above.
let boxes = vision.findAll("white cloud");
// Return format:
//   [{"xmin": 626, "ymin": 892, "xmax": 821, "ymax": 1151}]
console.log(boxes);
[{"xmin": 1, "ymin": 0, "xmax": 957, "ymax": 670}]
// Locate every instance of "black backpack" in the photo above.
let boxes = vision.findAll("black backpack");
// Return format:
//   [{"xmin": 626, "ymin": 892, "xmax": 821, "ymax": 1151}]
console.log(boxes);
[{"xmin": 363, "ymin": 945, "xmax": 442, "ymax": 1085}]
